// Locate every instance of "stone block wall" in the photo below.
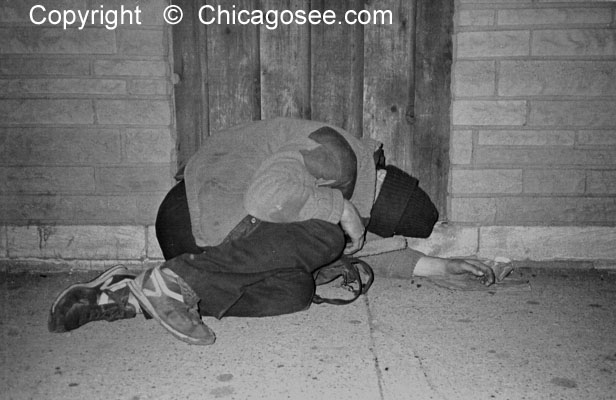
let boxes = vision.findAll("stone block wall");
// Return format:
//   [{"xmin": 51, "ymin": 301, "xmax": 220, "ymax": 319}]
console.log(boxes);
[
  {"xmin": 1, "ymin": 0, "xmax": 615, "ymax": 271},
  {"xmin": 445, "ymin": 0, "xmax": 616, "ymax": 262},
  {"xmin": 0, "ymin": 0, "xmax": 173, "ymax": 270}
]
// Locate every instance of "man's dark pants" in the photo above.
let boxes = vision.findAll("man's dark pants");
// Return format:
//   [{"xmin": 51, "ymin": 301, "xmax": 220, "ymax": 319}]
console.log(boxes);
[{"xmin": 155, "ymin": 181, "xmax": 345, "ymax": 319}]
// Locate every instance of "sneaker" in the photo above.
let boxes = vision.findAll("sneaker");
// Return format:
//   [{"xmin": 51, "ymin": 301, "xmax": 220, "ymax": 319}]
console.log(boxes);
[
  {"xmin": 127, "ymin": 266, "xmax": 216, "ymax": 345},
  {"xmin": 48, "ymin": 265, "xmax": 137, "ymax": 333}
]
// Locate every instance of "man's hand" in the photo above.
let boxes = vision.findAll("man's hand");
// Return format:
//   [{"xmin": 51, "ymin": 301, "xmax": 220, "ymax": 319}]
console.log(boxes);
[
  {"xmin": 414, "ymin": 256, "xmax": 496, "ymax": 286},
  {"xmin": 340, "ymin": 199, "xmax": 365, "ymax": 254},
  {"xmin": 445, "ymin": 259, "xmax": 496, "ymax": 286}
]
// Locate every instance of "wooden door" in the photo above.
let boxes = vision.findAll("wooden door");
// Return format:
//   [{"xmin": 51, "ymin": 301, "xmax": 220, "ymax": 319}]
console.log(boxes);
[{"xmin": 172, "ymin": 0, "xmax": 453, "ymax": 218}]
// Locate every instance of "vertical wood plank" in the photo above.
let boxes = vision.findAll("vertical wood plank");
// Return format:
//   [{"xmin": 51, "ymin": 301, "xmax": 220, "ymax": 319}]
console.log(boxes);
[
  {"xmin": 259, "ymin": 0, "xmax": 311, "ymax": 119},
  {"xmin": 363, "ymin": 0, "xmax": 415, "ymax": 170},
  {"xmin": 311, "ymin": 0, "xmax": 364, "ymax": 138},
  {"xmin": 413, "ymin": 0, "xmax": 453, "ymax": 218},
  {"xmin": 205, "ymin": 0, "xmax": 261, "ymax": 133},
  {"xmin": 172, "ymin": 0, "xmax": 208, "ymax": 171}
]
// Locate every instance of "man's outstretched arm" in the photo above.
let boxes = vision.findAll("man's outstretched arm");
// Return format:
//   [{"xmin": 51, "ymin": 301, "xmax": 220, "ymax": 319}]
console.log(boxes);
[
  {"xmin": 413, "ymin": 256, "xmax": 496, "ymax": 286},
  {"xmin": 340, "ymin": 199, "xmax": 366, "ymax": 255}
]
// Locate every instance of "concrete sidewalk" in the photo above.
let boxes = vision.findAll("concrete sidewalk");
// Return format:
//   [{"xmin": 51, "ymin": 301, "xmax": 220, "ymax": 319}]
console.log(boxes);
[{"xmin": 1, "ymin": 266, "xmax": 615, "ymax": 400}]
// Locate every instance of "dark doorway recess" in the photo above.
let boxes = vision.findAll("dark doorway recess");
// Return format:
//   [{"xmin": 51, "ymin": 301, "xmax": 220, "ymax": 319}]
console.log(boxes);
[{"xmin": 172, "ymin": 0, "xmax": 453, "ymax": 218}]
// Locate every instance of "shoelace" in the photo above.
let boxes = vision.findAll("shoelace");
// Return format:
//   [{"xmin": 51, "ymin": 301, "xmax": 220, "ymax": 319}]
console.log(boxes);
[{"xmin": 75, "ymin": 298, "xmax": 134, "ymax": 327}]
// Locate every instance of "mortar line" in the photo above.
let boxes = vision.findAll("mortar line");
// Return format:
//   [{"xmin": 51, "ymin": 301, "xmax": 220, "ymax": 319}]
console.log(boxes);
[
  {"xmin": 2, "ymin": 224, "xmax": 7, "ymax": 264},
  {"xmin": 476, "ymin": 226, "xmax": 481, "ymax": 255},
  {"xmin": 143, "ymin": 224, "xmax": 149, "ymax": 262}
]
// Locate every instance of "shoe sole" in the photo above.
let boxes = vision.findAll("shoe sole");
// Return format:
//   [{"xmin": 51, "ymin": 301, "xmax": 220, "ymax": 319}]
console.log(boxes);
[
  {"xmin": 127, "ymin": 279, "xmax": 215, "ymax": 346},
  {"xmin": 50, "ymin": 264, "xmax": 131, "ymax": 315}
]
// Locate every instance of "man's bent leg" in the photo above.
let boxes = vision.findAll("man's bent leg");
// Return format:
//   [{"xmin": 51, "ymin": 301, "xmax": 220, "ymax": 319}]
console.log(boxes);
[
  {"xmin": 155, "ymin": 180, "xmax": 202, "ymax": 260},
  {"xmin": 164, "ymin": 218, "xmax": 346, "ymax": 319},
  {"xmin": 127, "ymin": 266, "xmax": 216, "ymax": 345},
  {"xmin": 221, "ymin": 268, "xmax": 316, "ymax": 318}
]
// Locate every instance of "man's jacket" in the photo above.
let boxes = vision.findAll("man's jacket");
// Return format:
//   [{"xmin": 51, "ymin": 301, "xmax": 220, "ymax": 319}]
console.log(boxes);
[{"xmin": 184, "ymin": 118, "xmax": 381, "ymax": 247}]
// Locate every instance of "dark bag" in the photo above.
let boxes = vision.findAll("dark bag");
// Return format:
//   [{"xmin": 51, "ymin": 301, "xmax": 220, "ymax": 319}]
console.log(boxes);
[{"xmin": 312, "ymin": 257, "xmax": 374, "ymax": 305}]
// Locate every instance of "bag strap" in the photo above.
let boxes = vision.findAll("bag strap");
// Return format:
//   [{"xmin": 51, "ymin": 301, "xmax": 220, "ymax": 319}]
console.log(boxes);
[{"xmin": 312, "ymin": 257, "xmax": 374, "ymax": 305}]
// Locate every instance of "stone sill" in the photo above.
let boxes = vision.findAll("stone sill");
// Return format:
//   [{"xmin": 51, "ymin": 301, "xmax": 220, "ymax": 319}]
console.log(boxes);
[{"xmin": 1, "ymin": 224, "xmax": 615, "ymax": 273}]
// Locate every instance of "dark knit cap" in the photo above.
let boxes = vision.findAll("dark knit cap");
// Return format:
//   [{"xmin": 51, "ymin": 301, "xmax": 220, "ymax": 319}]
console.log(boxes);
[{"xmin": 367, "ymin": 165, "xmax": 439, "ymax": 238}]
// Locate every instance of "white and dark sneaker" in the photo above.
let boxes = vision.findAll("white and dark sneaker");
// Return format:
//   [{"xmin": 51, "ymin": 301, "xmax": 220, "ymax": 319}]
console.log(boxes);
[
  {"xmin": 127, "ymin": 266, "xmax": 216, "ymax": 345},
  {"xmin": 48, "ymin": 265, "xmax": 139, "ymax": 333}
]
